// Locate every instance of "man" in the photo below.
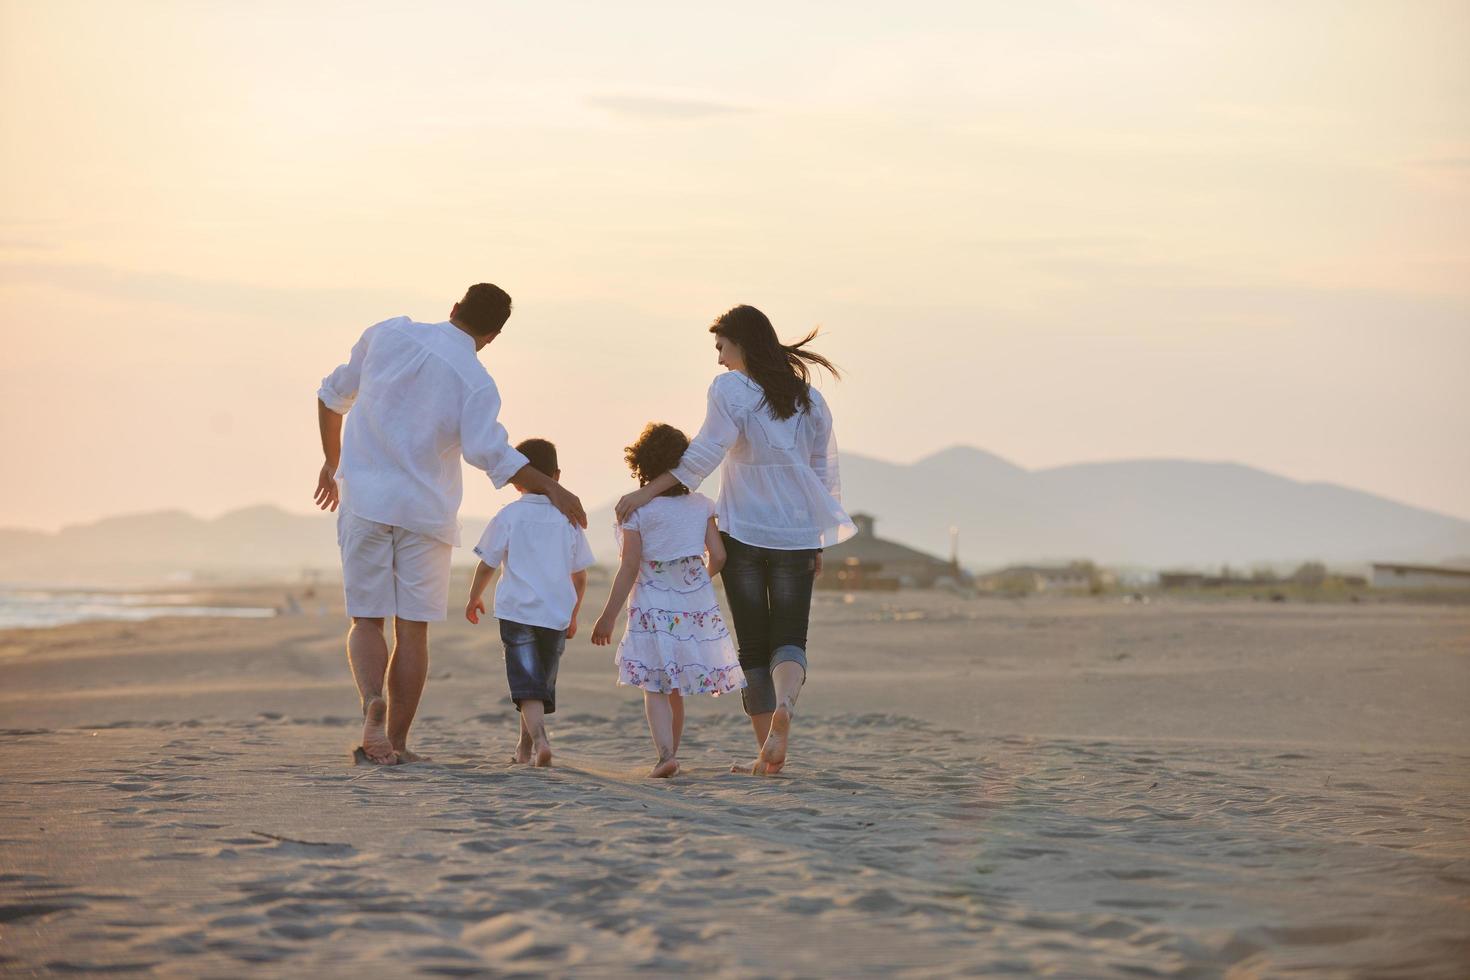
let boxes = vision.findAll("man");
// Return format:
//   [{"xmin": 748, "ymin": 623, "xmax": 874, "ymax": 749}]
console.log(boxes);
[{"xmin": 314, "ymin": 283, "xmax": 586, "ymax": 765}]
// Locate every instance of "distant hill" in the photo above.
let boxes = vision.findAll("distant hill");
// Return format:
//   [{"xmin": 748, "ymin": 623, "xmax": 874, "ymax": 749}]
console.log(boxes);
[
  {"xmin": 3, "ymin": 448, "xmax": 1468, "ymax": 583},
  {"xmin": 840, "ymin": 447, "xmax": 1470, "ymax": 568}
]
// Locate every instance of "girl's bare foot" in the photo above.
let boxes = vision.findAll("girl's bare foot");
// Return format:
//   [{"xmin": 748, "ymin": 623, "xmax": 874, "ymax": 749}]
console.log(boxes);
[
  {"xmin": 650, "ymin": 756, "xmax": 680, "ymax": 778},
  {"xmin": 533, "ymin": 740, "xmax": 553, "ymax": 767},
  {"xmin": 360, "ymin": 697, "xmax": 398, "ymax": 765},
  {"xmin": 756, "ymin": 704, "xmax": 791, "ymax": 774}
]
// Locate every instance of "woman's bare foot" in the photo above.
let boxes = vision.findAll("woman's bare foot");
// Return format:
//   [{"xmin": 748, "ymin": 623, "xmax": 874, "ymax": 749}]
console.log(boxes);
[
  {"xmin": 533, "ymin": 739, "xmax": 553, "ymax": 767},
  {"xmin": 360, "ymin": 697, "xmax": 398, "ymax": 765},
  {"xmin": 756, "ymin": 704, "xmax": 792, "ymax": 774},
  {"xmin": 650, "ymin": 756, "xmax": 680, "ymax": 778}
]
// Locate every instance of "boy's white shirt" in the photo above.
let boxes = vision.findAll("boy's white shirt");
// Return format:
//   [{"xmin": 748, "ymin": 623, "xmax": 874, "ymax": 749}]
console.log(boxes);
[
  {"xmin": 475, "ymin": 494, "xmax": 596, "ymax": 631},
  {"xmin": 318, "ymin": 317, "xmax": 529, "ymax": 546}
]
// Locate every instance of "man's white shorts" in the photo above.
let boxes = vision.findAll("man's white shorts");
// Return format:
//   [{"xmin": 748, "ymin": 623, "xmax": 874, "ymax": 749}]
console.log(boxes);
[{"xmin": 338, "ymin": 512, "xmax": 453, "ymax": 622}]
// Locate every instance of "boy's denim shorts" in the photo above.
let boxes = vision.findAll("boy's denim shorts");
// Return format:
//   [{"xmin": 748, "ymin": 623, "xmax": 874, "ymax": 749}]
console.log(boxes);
[{"xmin": 499, "ymin": 619, "xmax": 566, "ymax": 714}]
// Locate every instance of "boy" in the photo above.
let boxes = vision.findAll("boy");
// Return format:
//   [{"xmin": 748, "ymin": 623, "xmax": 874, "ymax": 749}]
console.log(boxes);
[{"xmin": 466, "ymin": 438, "xmax": 595, "ymax": 767}]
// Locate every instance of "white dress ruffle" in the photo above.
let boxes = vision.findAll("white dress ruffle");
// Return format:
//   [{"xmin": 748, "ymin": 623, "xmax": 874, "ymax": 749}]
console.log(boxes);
[{"xmin": 614, "ymin": 556, "xmax": 745, "ymax": 696}]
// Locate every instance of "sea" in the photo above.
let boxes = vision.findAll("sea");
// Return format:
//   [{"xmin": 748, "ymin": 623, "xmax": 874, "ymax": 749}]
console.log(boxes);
[{"xmin": 0, "ymin": 590, "xmax": 279, "ymax": 630}]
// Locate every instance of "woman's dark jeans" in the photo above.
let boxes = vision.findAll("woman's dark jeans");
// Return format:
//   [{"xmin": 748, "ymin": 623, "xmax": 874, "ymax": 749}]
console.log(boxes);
[{"xmin": 719, "ymin": 532, "xmax": 818, "ymax": 716}]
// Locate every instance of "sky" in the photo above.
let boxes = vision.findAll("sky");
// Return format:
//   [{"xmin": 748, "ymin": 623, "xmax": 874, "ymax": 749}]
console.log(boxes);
[{"xmin": 1, "ymin": 0, "xmax": 1467, "ymax": 532}]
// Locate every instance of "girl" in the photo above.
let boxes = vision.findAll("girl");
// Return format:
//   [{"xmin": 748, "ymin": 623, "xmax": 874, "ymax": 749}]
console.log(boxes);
[
  {"xmin": 592, "ymin": 423, "xmax": 746, "ymax": 778},
  {"xmin": 615, "ymin": 305, "xmax": 853, "ymax": 776}
]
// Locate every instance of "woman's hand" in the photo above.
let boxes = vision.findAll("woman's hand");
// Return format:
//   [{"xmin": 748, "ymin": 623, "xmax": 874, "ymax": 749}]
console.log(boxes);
[
  {"xmin": 614, "ymin": 487, "xmax": 653, "ymax": 525},
  {"xmin": 591, "ymin": 613, "xmax": 617, "ymax": 646}
]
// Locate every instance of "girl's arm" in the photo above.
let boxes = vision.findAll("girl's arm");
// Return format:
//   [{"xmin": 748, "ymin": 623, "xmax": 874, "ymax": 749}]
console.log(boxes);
[
  {"xmin": 704, "ymin": 517, "xmax": 726, "ymax": 577},
  {"xmin": 591, "ymin": 530, "xmax": 643, "ymax": 645},
  {"xmin": 466, "ymin": 561, "xmax": 495, "ymax": 623}
]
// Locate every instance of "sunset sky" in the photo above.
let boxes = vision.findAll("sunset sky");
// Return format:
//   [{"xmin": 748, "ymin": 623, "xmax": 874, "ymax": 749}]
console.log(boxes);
[{"xmin": 2, "ymin": 0, "xmax": 1467, "ymax": 532}]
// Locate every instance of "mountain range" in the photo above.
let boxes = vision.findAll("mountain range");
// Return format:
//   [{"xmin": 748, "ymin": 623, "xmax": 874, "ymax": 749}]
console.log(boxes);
[{"xmin": 3, "ymin": 447, "xmax": 1467, "ymax": 584}]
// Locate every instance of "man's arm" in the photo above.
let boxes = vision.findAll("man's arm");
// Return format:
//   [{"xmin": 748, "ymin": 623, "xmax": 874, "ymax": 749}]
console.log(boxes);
[
  {"xmin": 314, "ymin": 322, "xmax": 378, "ymax": 512},
  {"xmin": 509, "ymin": 465, "xmax": 588, "ymax": 528},
  {"xmin": 462, "ymin": 382, "xmax": 587, "ymax": 528},
  {"xmin": 314, "ymin": 399, "xmax": 344, "ymax": 512}
]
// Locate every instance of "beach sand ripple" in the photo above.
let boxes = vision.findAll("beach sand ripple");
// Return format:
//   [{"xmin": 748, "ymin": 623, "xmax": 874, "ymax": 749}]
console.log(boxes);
[{"xmin": 3, "ymin": 709, "xmax": 1467, "ymax": 977}]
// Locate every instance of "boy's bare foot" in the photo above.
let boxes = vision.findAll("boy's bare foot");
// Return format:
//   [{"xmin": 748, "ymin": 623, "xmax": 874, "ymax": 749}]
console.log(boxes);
[
  {"xmin": 650, "ymin": 756, "xmax": 680, "ymax": 778},
  {"xmin": 360, "ymin": 697, "xmax": 397, "ymax": 765},
  {"xmin": 533, "ymin": 740, "xmax": 553, "ymax": 767},
  {"xmin": 756, "ymin": 704, "xmax": 792, "ymax": 774}
]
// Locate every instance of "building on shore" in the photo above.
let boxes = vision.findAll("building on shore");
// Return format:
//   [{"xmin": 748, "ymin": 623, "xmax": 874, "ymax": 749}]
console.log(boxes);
[
  {"xmin": 974, "ymin": 562, "xmax": 1105, "ymax": 594},
  {"xmin": 816, "ymin": 513, "xmax": 962, "ymax": 590},
  {"xmin": 1370, "ymin": 562, "xmax": 1470, "ymax": 590}
]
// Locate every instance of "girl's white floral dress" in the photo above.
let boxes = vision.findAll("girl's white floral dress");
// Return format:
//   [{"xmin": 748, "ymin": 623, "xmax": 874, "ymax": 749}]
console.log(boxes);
[{"xmin": 614, "ymin": 493, "xmax": 745, "ymax": 696}]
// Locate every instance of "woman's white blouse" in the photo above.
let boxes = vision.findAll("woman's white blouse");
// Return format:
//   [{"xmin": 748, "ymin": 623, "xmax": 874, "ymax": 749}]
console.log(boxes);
[{"xmin": 669, "ymin": 372, "xmax": 856, "ymax": 551}]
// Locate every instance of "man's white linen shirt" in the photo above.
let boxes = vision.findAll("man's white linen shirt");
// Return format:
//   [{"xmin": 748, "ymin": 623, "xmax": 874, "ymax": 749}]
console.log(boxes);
[
  {"xmin": 474, "ymin": 495, "xmax": 597, "ymax": 631},
  {"xmin": 318, "ymin": 317, "xmax": 529, "ymax": 546},
  {"xmin": 669, "ymin": 371, "xmax": 856, "ymax": 551}
]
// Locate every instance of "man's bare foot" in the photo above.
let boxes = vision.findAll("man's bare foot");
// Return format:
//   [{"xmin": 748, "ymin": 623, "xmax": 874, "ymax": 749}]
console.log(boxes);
[
  {"xmin": 756, "ymin": 704, "xmax": 791, "ymax": 774},
  {"xmin": 533, "ymin": 740, "xmax": 553, "ymax": 767},
  {"xmin": 650, "ymin": 756, "xmax": 680, "ymax": 778},
  {"xmin": 360, "ymin": 697, "xmax": 397, "ymax": 765},
  {"xmin": 396, "ymin": 748, "xmax": 430, "ymax": 764},
  {"xmin": 512, "ymin": 738, "xmax": 533, "ymax": 764}
]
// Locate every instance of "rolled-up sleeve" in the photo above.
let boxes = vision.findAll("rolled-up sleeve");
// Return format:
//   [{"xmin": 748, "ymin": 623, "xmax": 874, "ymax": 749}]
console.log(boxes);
[
  {"xmin": 461, "ymin": 378, "xmax": 529, "ymax": 489},
  {"xmin": 317, "ymin": 324, "xmax": 376, "ymax": 414},
  {"xmin": 670, "ymin": 378, "xmax": 741, "ymax": 491}
]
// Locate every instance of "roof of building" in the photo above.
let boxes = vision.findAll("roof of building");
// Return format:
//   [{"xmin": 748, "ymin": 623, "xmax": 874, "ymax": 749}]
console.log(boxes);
[
  {"xmin": 1371, "ymin": 562, "xmax": 1470, "ymax": 578},
  {"xmin": 826, "ymin": 514, "xmax": 952, "ymax": 568}
]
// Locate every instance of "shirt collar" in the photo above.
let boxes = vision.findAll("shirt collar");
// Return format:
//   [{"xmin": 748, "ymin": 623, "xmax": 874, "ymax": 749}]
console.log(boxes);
[{"xmin": 439, "ymin": 321, "xmax": 477, "ymax": 353}]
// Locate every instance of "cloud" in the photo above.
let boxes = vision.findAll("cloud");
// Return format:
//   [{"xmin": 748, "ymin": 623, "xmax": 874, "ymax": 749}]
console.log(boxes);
[{"xmin": 587, "ymin": 94, "xmax": 749, "ymax": 121}]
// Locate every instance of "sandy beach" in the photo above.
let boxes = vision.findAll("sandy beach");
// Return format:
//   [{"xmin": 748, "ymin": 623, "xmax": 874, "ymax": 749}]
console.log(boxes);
[{"xmin": 2, "ymin": 584, "xmax": 1468, "ymax": 976}]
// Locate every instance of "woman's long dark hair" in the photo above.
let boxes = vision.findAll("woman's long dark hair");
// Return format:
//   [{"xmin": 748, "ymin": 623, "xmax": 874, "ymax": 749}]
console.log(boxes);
[{"xmin": 709, "ymin": 305, "xmax": 839, "ymax": 421}]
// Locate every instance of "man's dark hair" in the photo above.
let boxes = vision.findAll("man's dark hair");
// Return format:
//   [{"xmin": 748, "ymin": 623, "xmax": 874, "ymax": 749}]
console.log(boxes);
[
  {"xmin": 515, "ymin": 438, "xmax": 557, "ymax": 476},
  {"xmin": 455, "ymin": 283, "xmax": 513, "ymax": 336}
]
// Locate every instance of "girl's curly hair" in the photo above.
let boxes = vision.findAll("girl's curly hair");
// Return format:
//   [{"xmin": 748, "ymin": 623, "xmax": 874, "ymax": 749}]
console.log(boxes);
[{"xmin": 624, "ymin": 423, "xmax": 691, "ymax": 496}]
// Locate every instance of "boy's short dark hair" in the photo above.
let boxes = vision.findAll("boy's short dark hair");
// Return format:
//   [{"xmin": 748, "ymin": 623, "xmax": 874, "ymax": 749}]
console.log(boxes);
[
  {"xmin": 624, "ymin": 423, "xmax": 690, "ymax": 497},
  {"xmin": 516, "ymin": 438, "xmax": 558, "ymax": 476},
  {"xmin": 456, "ymin": 283, "xmax": 513, "ymax": 336}
]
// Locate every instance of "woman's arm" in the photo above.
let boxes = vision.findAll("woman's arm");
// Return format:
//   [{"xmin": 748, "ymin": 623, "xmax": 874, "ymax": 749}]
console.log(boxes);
[
  {"xmin": 616, "ymin": 378, "xmax": 740, "ymax": 524},
  {"xmin": 591, "ymin": 530, "xmax": 643, "ymax": 645},
  {"xmin": 703, "ymin": 517, "xmax": 725, "ymax": 577}
]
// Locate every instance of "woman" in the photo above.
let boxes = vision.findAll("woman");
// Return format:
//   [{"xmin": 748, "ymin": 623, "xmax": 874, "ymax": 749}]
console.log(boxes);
[{"xmin": 615, "ymin": 305, "xmax": 855, "ymax": 774}]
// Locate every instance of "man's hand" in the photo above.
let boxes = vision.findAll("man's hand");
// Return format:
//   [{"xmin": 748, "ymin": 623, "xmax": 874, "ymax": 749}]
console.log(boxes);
[
  {"xmin": 614, "ymin": 487, "xmax": 653, "ymax": 525},
  {"xmin": 814, "ymin": 552, "xmax": 824, "ymax": 577},
  {"xmin": 549, "ymin": 484, "xmax": 588, "ymax": 529},
  {"xmin": 314, "ymin": 462, "xmax": 339, "ymax": 511},
  {"xmin": 466, "ymin": 597, "xmax": 486, "ymax": 624},
  {"xmin": 591, "ymin": 613, "xmax": 617, "ymax": 646},
  {"xmin": 565, "ymin": 617, "xmax": 579, "ymax": 640}
]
